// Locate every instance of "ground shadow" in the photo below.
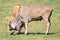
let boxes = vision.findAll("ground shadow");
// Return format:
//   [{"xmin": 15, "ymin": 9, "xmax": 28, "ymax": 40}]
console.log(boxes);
[
  {"xmin": 27, "ymin": 32, "xmax": 56, "ymax": 35},
  {"xmin": 17, "ymin": 32, "xmax": 56, "ymax": 35}
]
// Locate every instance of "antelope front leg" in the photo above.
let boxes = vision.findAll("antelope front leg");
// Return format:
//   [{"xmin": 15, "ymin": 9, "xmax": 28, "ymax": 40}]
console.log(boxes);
[
  {"xmin": 16, "ymin": 26, "xmax": 23, "ymax": 34},
  {"xmin": 24, "ymin": 22, "xmax": 28, "ymax": 35},
  {"xmin": 25, "ymin": 25, "xmax": 28, "ymax": 35}
]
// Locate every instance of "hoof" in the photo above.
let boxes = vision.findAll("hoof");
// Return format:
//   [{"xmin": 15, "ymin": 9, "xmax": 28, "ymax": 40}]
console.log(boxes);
[
  {"xmin": 10, "ymin": 32, "xmax": 14, "ymax": 35},
  {"xmin": 25, "ymin": 33, "xmax": 27, "ymax": 35},
  {"xmin": 17, "ymin": 32, "xmax": 20, "ymax": 35},
  {"xmin": 45, "ymin": 33, "xmax": 49, "ymax": 35}
]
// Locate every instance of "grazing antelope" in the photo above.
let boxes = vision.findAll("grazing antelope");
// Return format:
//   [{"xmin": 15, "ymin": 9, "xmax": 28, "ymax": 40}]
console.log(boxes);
[{"xmin": 8, "ymin": 4, "xmax": 53, "ymax": 35}]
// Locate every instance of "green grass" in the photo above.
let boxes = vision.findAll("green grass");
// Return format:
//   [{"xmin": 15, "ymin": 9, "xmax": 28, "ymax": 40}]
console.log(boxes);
[{"xmin": 0, "ymin": 0, "xmax": 60, "ymax": 40}]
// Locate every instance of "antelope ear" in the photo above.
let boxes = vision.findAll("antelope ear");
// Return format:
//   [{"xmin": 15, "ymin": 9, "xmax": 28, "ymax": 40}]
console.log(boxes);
[
  {"xmin": 18, "ymin": 5, "xmax": 21, "ymax": 12},
  {"xmin": 13, "ymin": 5, "xmax": 21, "ymax": 17}
]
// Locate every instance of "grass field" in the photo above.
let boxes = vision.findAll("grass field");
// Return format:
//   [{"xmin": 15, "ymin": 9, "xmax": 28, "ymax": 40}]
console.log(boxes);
[{"xmin": 0, "ymin": 0, "xmax": 60, "ymax": 40}]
